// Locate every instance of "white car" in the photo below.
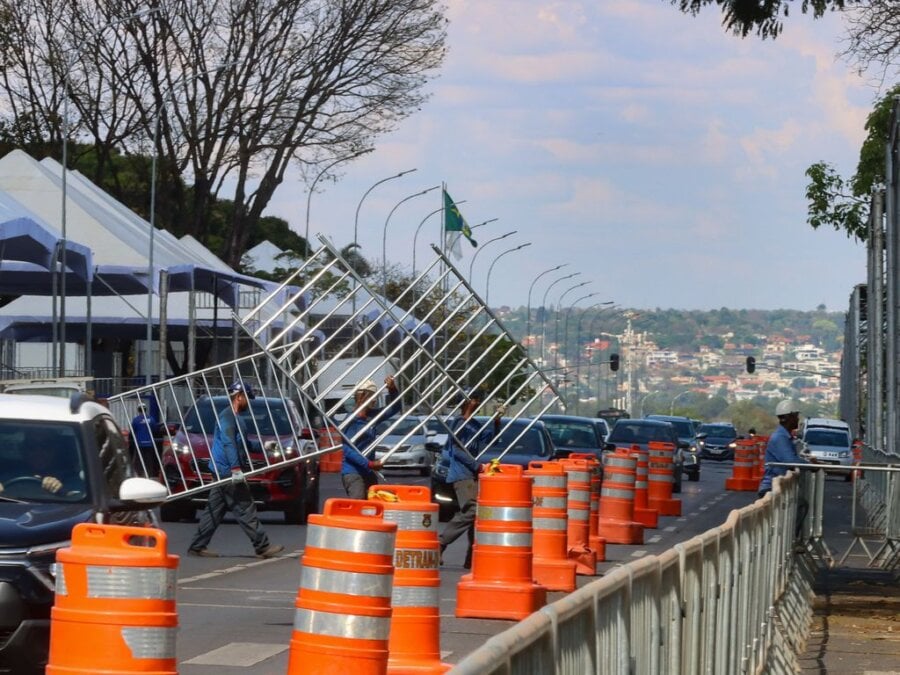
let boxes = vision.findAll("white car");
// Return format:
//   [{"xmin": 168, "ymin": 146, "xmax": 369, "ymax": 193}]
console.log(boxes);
[
  {"xmin": 799, "ymin": 418, "xmax": 852, "ymax": 479},
  {"xmin": 373, "ymin": 415, "xmax": 442, "ymax": 476}
]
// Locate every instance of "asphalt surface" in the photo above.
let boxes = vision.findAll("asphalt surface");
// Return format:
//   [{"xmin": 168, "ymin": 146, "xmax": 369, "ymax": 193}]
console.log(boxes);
[{"xmin": 162, "ymin": 458, "xmax": 756, "ymax": 673}]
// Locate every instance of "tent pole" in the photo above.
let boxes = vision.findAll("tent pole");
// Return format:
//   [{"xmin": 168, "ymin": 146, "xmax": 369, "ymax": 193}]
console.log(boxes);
[
  {"xmin": 158, "ymin": 270, "xmax": 168, "ymax": 383},
  {"xmin": 188, "ymin": 287, "xmax": 196, "ymax": 374},
  {"xmin": 85, "ymin": 276, "xmax": 92, "ymax": 377}
]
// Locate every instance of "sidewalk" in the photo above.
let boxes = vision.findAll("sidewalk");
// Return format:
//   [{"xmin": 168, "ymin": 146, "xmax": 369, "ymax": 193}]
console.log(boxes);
[{"xmin": 797, "ymin": 474, "xmax": 900, "ymax": 673}]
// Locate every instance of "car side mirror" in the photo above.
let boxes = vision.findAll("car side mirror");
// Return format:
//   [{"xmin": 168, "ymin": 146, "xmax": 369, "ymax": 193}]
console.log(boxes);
[
  {"xmin": 604, "ymin": 442, "xmax": 616, "ymax": 452},
  {"xmin": 111, "ymin": 477, "xmax": 168, "ymax": 511},
  {"xmin": 695, "ymin": 432, "xmax": 707, "ymax": 440},
  {"xmin": 678, "ymin": 441, "xmax": 690, "ymax": 449}
]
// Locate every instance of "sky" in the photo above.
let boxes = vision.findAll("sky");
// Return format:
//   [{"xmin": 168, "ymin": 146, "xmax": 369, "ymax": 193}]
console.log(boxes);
[{"xmin": 262, "ymin": 0, "xmax": 877, "ymax": 313}]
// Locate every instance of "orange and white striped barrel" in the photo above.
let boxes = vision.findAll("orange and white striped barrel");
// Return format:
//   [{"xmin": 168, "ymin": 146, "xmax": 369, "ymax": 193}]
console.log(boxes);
[
  {"xmin": 526, "ymin": 461, "xmax": 576, "ymax": 592},
  {"xmin": 597, "ymin": 450, "xmax": 644, "ymax": 545},
  {"xmin": 559, "ymin": 457, "xmax": 598, "ymax": 575},
  {"xmin": 368, "ymin": 485, "xmax": 449, "ymax": 675},
  {"xmin": 725, "ymin": 439, "xmax": 758, "ymax": 492},
  {"xmin": 456, "ymin": 464, "xmax": 546, "ymax": 620},
  {"xmin": 629, "ymin": 445, "xmax": 659, "ymax": 528},
  {"xmin": 288, "ymin": 498, "xmax": 398, "ymax": 675},
  {"xmin": 48, "ymin": 524, "xmax": 178, "ymax": 675},
  {"xmin": 647, "ymin": 440, "xmax": 682, "ymax": 516},
  {"xmin": 567, "ymin": 452, "xmax": 607, "ymax": 565}
]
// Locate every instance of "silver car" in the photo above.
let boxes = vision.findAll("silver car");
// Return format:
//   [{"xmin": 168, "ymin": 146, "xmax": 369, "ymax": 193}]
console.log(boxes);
[{"xmin": 373, "ymin": 416, "xmax": 442, "ymax": 476}]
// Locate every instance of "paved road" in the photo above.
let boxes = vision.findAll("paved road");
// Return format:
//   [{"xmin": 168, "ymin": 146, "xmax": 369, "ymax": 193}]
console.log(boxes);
[{"xmin": 163, "ymin": 459, "xmax": 757, "ymax": 673}]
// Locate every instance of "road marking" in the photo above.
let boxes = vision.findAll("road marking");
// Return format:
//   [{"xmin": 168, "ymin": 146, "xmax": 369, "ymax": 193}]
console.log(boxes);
[
  {"xmin": 179, "ymin": 587, "xmax": 295, "ymax": 594},
  {"xmin": 178, "ymin": 550, "xmax": 303, "ymax": 585},
  {"xmin": 664, "ymin": 526, "xmax": 677, "ymax": 532},
  {"xmin": 699, "ymin": 506, "xmax": 708, "ymax": 511},
  {"xmin": 689, "ymin": 512, "xmax": 699, "ymax": 517},
  {"xmin": 179, "ymin": 602, "xmax": 292, "ymax": 610},
  {"xmin": 647, "ymin": 535, "xmax": 662, "ymax": 543},
  {"xmin": 677, "ymin": 518, "xmax": 687, "ymax": 522},
  {"xmin": 183, "ymin": 642, "xmax": 287, "ymax": 666},
  {"xmin": 630, "ymin": 550, "xmax": 647, "ymax": 557}
]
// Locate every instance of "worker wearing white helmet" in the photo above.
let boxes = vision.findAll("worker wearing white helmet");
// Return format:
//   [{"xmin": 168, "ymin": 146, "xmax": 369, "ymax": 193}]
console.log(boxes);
[
  {"xmin": 340, "ymin": 374, "xmax": 401, "ymax": 499},
  {"xmin": 757, "ymin": 399, "xmax": 810, "ymax": 497}
]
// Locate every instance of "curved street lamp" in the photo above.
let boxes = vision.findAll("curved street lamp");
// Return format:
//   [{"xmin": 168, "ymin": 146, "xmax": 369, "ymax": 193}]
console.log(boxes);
[
  {"xmin": 670, "ymin": 390, "xmax": 692, "ymax": 415},
  {"xmin": 353, "ymin": 168, "xmax": 416, "ymax": 251},
  {"xmin": 468, "ymin": 230, "xmax": 517, "ymax": 281},
  {"xmin": 640, "ymin": 390, "xmax": 662, "ymax": 417},
  {"xmin": 526, "ymin": 264, "xmax": 567, "ymax": 354},
  {"xmin": 553, "ymin": 281, "xmax": 592, "ymax": 371},
  {"xmin": 305, "ymin": 148, "xmax": 373, "ymax": 257},
  {"xmin": 539, "ymin": 272, "xmax": 580, "ymax": 365},
  {"xmin": 411, "ymin": 201, "xmax": 472, "ymax": 278},
  {"xmin": 485, "ymin": 243, "xmax": 531, "ymax": 306},
  {"xmin": 382, "ymin": 185, "xmax": 440, "ymax": 298},
  {"xmin": 573, "ymin": 300, "xmax": 614, "ymax": 414}
]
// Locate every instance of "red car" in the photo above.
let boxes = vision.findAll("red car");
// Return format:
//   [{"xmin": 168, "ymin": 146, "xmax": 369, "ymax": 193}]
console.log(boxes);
[{"xmin": 160, "ymin": 395, "xmax": 319, "ymax": 523}]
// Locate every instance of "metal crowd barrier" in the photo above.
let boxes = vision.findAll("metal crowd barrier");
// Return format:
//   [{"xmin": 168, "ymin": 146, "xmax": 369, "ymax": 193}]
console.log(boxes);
[
  {"xmin": 451, "ymin": 471, "xmax": 814, "ymax": 675},
  {"xmin": 107, "ymin": 236, "xmax": 561, "ymax": 502}
]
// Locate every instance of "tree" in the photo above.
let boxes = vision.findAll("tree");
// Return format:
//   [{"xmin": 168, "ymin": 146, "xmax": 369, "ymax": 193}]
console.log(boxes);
[
  {"xmin": 669, "ymin": 0, "xmax": 858, "ymax": 39},
  {"xmin": 843, "ymin": 1, "xmax": 900, "ymax": 81},
  {"xmin": 805, "ymin": 83, "xmax": 900, "ymax": 241},
  {"xmin": 0, "ymin": 0, "xmax": 447, "ymax": 267}
]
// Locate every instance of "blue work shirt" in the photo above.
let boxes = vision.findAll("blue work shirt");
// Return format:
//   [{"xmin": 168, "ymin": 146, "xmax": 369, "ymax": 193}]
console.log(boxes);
[
  {"xmin": 341, "ymin": 389, "xmax": 401, "ymax": 477},
  {"xmin": 131, "ymin": 412, "xmax": 158, "ymax": 449},
  {"xmin": 209, "ymin": 409, "xmax": 244, "ymax": 479},
  {"xmin": 758, "ymin": 424, "xmax": 808, "ymax": 493},
  {"xmin": 440, "ymin": 417, "xmax": 497, "ymax": 484}
]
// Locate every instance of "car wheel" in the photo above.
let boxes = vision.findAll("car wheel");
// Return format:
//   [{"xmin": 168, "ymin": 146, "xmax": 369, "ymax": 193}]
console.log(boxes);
[
  {"xmin": 672, "ymin": 469, "xmax": 683, "ymax": 494},
  {"xmin": 286, "ymin": 481, "xmax": 320, "ymax": 525},
  {"xmin": 160, "ymin": 498, "xmax": 195, "ymax": 523}
]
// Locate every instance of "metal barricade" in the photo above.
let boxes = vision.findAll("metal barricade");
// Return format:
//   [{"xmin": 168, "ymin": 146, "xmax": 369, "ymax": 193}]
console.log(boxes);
[{"xmin": 450, "ymin": 472, "xmax": 808, "ymax": 675}]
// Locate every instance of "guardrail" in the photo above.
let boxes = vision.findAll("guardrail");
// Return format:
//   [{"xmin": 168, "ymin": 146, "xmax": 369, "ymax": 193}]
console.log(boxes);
[{"xmin": 450, "ymin": 471, "xmax": 812, "ymax": 674}]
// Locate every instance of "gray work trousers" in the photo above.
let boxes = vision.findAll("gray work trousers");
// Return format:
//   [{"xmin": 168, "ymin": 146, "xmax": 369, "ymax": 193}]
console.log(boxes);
[
  {"xmin": 439, "ymin": 478, "xmax": 477, "ymax": 552},
  {"xmin": 342, "ymin": 471, "xmax": 378, "ymax": 500},
  {"xmin": 189, "ymin": 482, "xmax": 270, "ymax": 554}
]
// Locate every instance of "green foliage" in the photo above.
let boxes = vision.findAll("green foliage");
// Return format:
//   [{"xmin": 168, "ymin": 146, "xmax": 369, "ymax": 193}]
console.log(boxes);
[
  {"xmin": 670, "ymin": 0, "xmax": 857, "ymax": 39},
  {"xmin": 805, "ymin": 84, "xmax": 900, "ymax": 242}
]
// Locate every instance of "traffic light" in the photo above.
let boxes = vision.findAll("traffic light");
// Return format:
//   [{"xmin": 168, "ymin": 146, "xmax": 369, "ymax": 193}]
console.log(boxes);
[
  {"xmin": 746, "ymin": 356, "xmax": 756, "ymax": 374},
  {"xmin": 609, "ymin": 353, "xmax": 620, "ymax": 372}
]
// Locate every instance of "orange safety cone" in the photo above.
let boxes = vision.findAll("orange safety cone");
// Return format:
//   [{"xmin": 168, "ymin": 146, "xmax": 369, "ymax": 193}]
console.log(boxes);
[
  {"xmin": 525, "ymin": 461, "xmax": 576, "ymax": 592},
  {"xmin": 629, "ymin": 445, "xmax": 659, "ymax": 529},
  {"xmin": 725, "ymin": 439, "xmax": 759, "ymax": 492},
  {"xmin": 597, "ymin": 450, "xmax": 644, "ymax": 545},
  {"xmin": 567, "ymin": 453, "xmax": 607, "ymax": 565},
  {"xmin": 647, "ymin": 441, "xmax": 682, "ymax": 516},
  {"xmin": 48, "ymin": 523, "xmax": 179, "ymax": 675},
  {"xmin": 559, "ymin": 458, "xmax": 598, "ymax": 575},
  {"xmin": 368, "ymin": 485, "xmax": 450, "ymax": 675},
  {"xmin": 456, "ymin": 464, "xmax": 546, "ymax": 620},
  {"xmin": 288, "ymin": 498, "xmax": 398, "ymax": 675},
  {"xmin": 318, "ymin": 427, "xmax": 343, "ymax": 473}
]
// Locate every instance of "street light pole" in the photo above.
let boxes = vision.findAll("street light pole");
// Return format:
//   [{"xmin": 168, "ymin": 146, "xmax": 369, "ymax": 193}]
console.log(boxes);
[
  {"xmin": 670, "ymin": 390, "xmax": 691, "ymax": 415},
  {"xmin": 485, "ymin": 243, "xmax": 531, "ymax": 306},
  {"xmin": 468, "ymin": 230, "xmax": 517, "ymax": 281},
  {"xmin": 382, "ymin": 185, "xmax": 440, "ymax": 298},
  {"xmin": 526, "ymin": 264, "xmax": 567, "ymax": 356},
  {"xmin": 539, "ymin": 272, "xmax": 580, "ymax": 366},
  {"xmin": 553, "ymin": 281, "xmax": 591, "ymax": 371},
  {"xmin": 574, "ymin": 301, "xmax": 614, "ymax": 414},
  {"xmin": 561, "ymin": 293, "xmax": 600, "ymax": 409},
  {"xmin": 305, "ymin": 149, "xmax": 373, "ymax": 257},
  {"xmin": 354, "ymin": 168, "xmax": 417, "ymax": 252},
  {"xmin": 640, "ymin": 391, "xmax": 660, "ymax": 417},
  {"xmin": 412, "ymin": 202, "xmax": 469, "ymax": 278}
]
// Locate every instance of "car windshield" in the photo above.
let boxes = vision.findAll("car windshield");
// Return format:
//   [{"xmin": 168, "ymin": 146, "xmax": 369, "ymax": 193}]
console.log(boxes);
[
  {"xmin": 668, "ymin": 420, "xmax": 695, "ymax": 437},
  {"xmin": 483, "ymin": 425, "xmax": 552, "ymax": 458},
  {"xmin": 0, "ymin": 421, "xmax": 89, "ymax": 503},
  {"xmin": 382, "ymin": 417, "xmax": 427, "ymax": 437},
  {"xmin": 608, "ymin": 422, "xmax": 675, "ymax": 445},
  {"xmin": 699, "ymin": 424, "xmax": 736, "ymax": 440},
  {"xmin": 542, "ymin": 421, "xmax": 600, "ymax": 449},
  {"xmin": 805, "ymin": 429, "xmax": 850, "ymax": 447},
  {"xmin": 183, "ymin": 398, "xmax": 296, "ymax": 436}
]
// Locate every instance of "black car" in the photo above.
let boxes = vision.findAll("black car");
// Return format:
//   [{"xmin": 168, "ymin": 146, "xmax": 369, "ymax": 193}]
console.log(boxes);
[
  {"xmin": 0, "ymin": 393, "xmax": 167, "ymax": 673},
  {"xmin": 539, "ymin": 414, "xmax": 606, "ymax": 460},
  {"xmin": 431, "ymin": 418, "xmax": 556, "ymax": 521},
  {"xmin": 604, "ymin": 418, "xmax": 687, "ymax": 493},
  {"xmin": 697, "ymin": 423, "xmax": 738, "ymax": 460}
]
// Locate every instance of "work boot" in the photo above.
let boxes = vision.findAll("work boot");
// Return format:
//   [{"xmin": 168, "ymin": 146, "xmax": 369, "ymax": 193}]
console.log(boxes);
[
  {"xmin": 187, "ymin": 548, "xmax": 219, "ymax": 558},
  {"xmin": 256, "ymin": 544, "xmax": 285, "ymax": 559},
  {"xmin": 439, "ymin": 544, "xmax": 446, "ymax": 565},
  {"xmin": 463, "ymin": 548, "xmax": 472, "ymax": 570}
]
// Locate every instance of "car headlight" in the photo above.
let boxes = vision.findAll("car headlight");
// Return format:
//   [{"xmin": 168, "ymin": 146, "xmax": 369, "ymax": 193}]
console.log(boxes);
[
  {"xmin": 698, "ymin": 440, "xmax": 705, "ymax": 447},
  {"xmin": 173, "ymin": 442, "xmax": 192, "ymax": 456},
  {"xmin": 839, "ymin": 451, "xmax": 850, "ymax": 458},
  {"xmin": 689, "ymin": 445, "xmax": 698, "ymax": 453},
  {"xmin": 728, "ymin": 442, "xmax": 737, "ymax": 449}
]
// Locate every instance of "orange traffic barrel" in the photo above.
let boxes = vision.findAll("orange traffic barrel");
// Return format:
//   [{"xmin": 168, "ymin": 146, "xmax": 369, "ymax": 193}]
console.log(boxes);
[
  {"xmin": 368, "ymin": 485, "xmax": 450, "ymax": 675},
  {"xmin": 753, "ymin": 437, "xmax": 766, "ymax": 481},
  {"xmin": 647, "ymin": 440, "xmax": 682, "ymax": 516},
  {"xmin": 597, "ymin": 450, "xmax": 644, "ymax": 545},
  {"xmin": 725, "ymin": 439, "xmax": 759, "ymax": 492},
  {"xmin": 48, "ymin": 523, "xmax": 178, "ymax": 675},
  {"xmin": 318, "ymin": 427, "xmax": 343, "ymax": 472},
  {"xmin": 456, "ymin": 464, "xmax": 546, "ymax": 620},
  {"xmin": 567, "ymin": 453, "xmax": 607, "ymax": 565},
  {"xmin": 526, "ymin": 461, "xmax": 576, "ymax": 592},
  {"xmin": 629, "ymin": 445, "xmax": 659, "ymax": 529},
  {"xmin": 288, "ymin": 498, "xmax": 398, "ymax": 675},
  {"xmin": 559, "ymin": 458, "xmax": 598, "ymax": 575}
]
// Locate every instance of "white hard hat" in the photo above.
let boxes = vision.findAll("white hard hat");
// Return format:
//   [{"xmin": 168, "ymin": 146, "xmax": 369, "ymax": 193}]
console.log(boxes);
[
  {"xmin": 356, "ymin": 379, "xmax": 377, "ymax": 394},
  {"xmin": 775, "ymin": 399, "xmax": 799, "ymax": 417}
]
